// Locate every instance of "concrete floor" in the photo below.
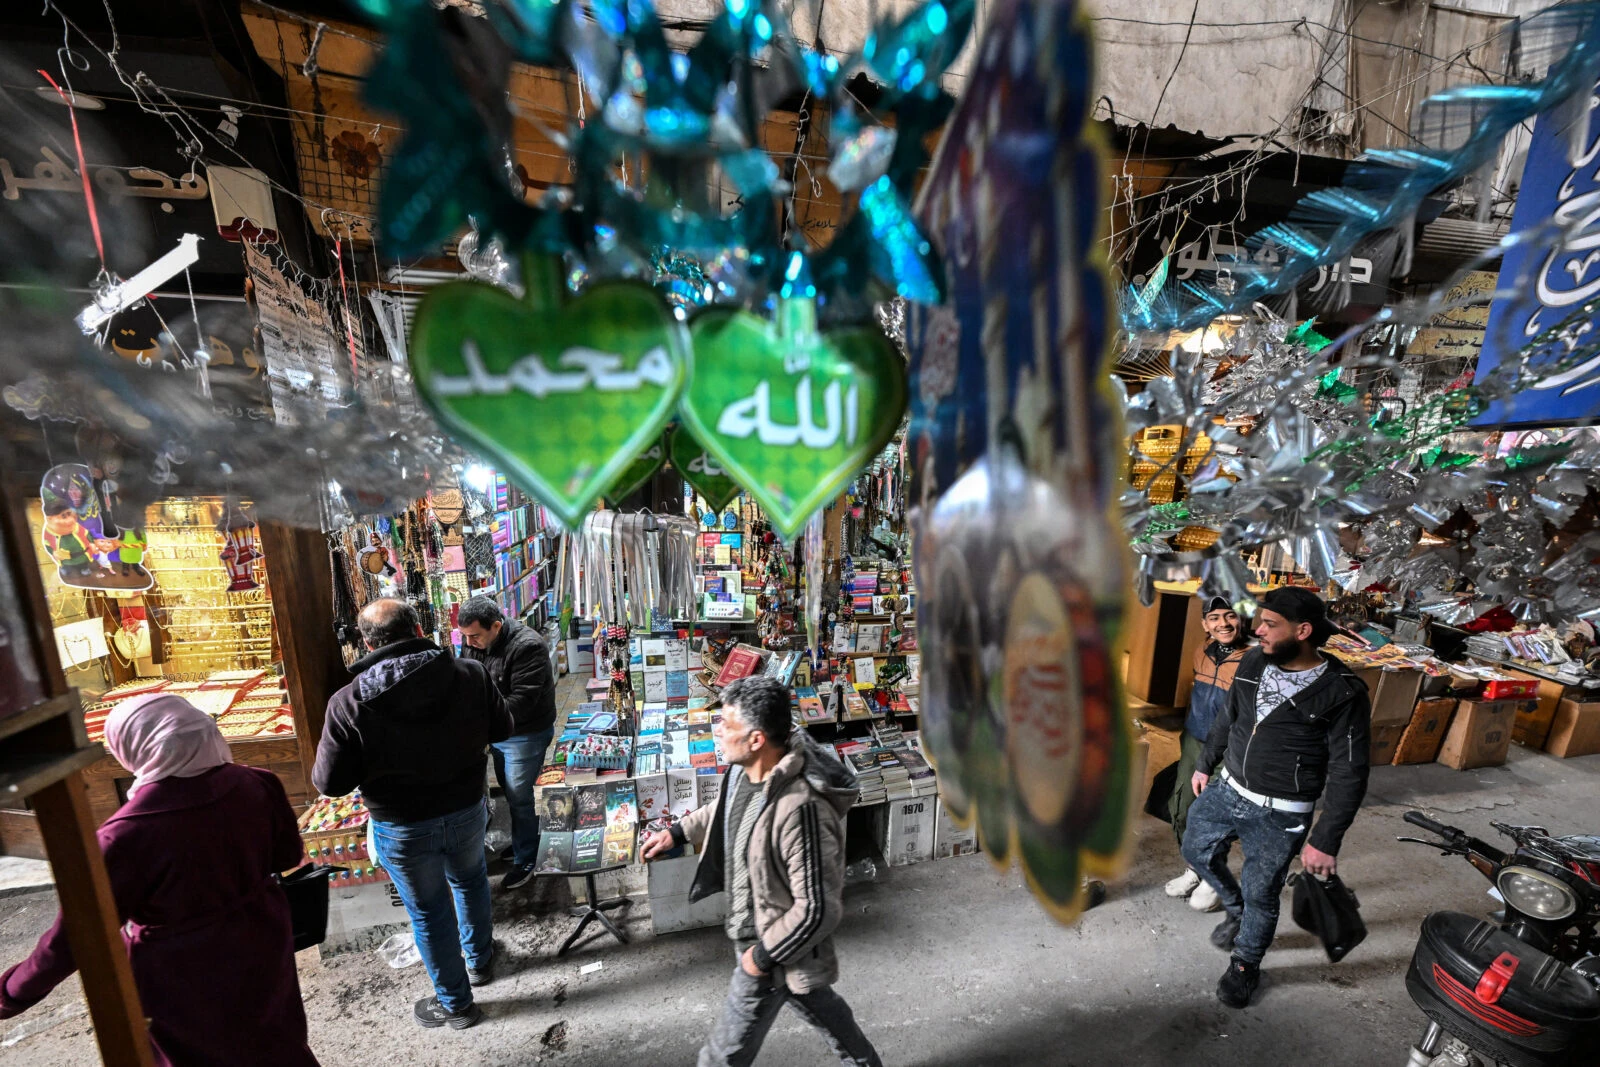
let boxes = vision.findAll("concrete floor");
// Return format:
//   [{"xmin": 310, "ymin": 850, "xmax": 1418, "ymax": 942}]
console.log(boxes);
[{"xmin": 3, "ymin": 720, "xmax": 1598, "ymax": 1065}]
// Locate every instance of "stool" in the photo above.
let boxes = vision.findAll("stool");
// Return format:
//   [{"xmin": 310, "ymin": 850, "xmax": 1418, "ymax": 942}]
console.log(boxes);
[{"xmin": 556, "ymin": 866, "xmax": 630, "ymax": 956}]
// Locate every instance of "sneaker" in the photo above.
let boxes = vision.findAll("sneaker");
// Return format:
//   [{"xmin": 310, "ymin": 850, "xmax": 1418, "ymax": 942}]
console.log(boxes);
[
  {"xmin": 1210, "ymin": 915, "xmax": 1241, "ymax": 952},
  {"xmin": 1216, "ymin": 958, "xmax": 1260, "ymax": 1008},
  {"xmin": 500, "ymin": 862, "xmax": 537, "ymax": 892},
  {"xmin": 1189, "ymin": 879, "xmax": 1222, "ymax": 913},
  {"xmin": 467, "ymin": 951, "xmax": 494, "ymax": 987},
  {"xmin": 1164, "ymin": 869, "xmax": 1201, "ymax": 898},
  {"xmin": 414, "ymin": 996, "xmax": 483, "ymax": 1030}
]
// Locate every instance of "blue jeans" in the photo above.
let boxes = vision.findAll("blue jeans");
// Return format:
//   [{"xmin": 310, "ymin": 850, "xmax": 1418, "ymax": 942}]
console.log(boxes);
[
  {"xmin": 1181, "ymin": 777, "xmax": 1311, "ymax": 966},
  {"xmin": 491, "ymin": 728, "xmax": 554, "ymax": 867},
  {"xmin": 369, "ymin": 801, "xmax": 493, "ymax": 1012}
]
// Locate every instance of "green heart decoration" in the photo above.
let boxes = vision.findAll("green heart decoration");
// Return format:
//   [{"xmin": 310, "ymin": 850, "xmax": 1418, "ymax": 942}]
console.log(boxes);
[
  {"xmin": 668, "ymin": 424, "xmax": 742, "ymax": 513},
  {"xmin": 410, "ymin": 255, "xmax": 688, "ymax": 529},
  {"xmin": 605, "ymin": 434, "xmax": 667, "ymax": 505},
  {"xmin": 679, "ymin": 293, "xmax": 907, "ymax": 540}
]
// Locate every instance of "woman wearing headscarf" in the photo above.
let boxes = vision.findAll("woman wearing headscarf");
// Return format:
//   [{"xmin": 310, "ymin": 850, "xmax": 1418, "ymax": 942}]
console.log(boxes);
[{"xmin": 0, "ymin": 694, "xmax": 320, "ymax": 1066}]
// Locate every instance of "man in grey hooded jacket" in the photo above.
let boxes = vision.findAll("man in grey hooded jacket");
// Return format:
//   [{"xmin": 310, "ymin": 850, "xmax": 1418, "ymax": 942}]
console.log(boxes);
[{"xmin": 643, "ymin": 675, "xmax": 880, "ymax": 1067}]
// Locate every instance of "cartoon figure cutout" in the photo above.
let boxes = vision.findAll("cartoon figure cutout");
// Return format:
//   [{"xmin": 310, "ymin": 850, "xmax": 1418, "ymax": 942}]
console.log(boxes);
[{"xmin": 39, "ymin": 464, "xmax": 153, "ymax": 591}]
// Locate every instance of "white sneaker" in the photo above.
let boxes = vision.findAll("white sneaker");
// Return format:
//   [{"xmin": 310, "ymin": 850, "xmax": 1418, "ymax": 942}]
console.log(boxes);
[
  {"xmin": 1189, "ymin": 879, "xmax": 1222, "ymax": 912},
  {"xmin": 1164, "ymin": 869, "xmax": 1201, "ymax": 898}
]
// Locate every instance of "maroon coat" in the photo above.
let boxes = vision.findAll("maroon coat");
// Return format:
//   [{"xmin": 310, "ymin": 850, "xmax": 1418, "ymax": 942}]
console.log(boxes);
[{"xmin": 0, "ymin": 764, "xmax": 319, "ymax": 1066}]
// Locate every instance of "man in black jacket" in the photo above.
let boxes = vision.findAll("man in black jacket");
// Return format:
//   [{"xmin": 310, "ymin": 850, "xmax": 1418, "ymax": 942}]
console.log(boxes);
[
  {"xmin": 1181, "ymin": 587, "xmax": 1371, "ymax": 1009},
  {"xmin": 457, "ymin": 596, "xmax": 557, "ymax": 891},
  {"xmin": 314, "ymin": 599, "xmax": 511, "ymax": 1031}
]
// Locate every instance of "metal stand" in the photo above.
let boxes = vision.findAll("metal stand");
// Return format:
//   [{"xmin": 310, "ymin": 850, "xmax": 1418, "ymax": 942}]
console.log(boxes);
[{"xmin": 556, "ymin": 868, "xmax": 630, "ymax": 956}]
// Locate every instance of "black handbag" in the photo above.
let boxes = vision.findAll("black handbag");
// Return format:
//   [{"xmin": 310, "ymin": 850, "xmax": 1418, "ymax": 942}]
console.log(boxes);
[
  {"xmin": 277, "ymin": 864, "xmax": 339, "ymax": 952},
  {"xmin": 1291, "ymin": 871, "xmax": 1368, "ymax": 962},
  {"xmin": 1144, "ymin": 759, "xmax": 1180, "ymax": 823}
]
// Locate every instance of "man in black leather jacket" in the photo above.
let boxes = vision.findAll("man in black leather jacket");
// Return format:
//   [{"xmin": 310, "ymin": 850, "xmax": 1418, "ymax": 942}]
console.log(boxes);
[
  {"xmin": 1182, "ymin": 587, "xmax": 1371, "ymax": 1009},
  {"xmin": 458, "ymin": 596, "xmax": 557, "ymax": 891}
]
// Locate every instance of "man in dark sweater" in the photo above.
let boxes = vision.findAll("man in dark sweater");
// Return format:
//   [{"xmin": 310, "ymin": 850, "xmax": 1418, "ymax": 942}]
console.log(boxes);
[
  {"xmin": 1181, "ymin": 587, "xmax": 1371, "ymax": 1009},
  {"xmin": 457, "ymin": 597, "xmax": 557, "ymax": 891},
  {"xmin": 313, "ymin": 599, "xmax": 511, "ymax": 1031}
]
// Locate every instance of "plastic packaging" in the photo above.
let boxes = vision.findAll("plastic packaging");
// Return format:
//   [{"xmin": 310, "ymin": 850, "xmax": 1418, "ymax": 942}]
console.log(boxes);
[{"xmin": 377, "ymin": 933, "xmax": 421, "ymax": 969}]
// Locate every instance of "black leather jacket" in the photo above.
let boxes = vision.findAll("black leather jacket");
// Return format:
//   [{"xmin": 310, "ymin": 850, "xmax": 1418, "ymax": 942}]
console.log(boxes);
[
  {"xmin": 462, "ymin": 619, "xmax": 556, "ymax": 735},
  {"xmin": 1198, "ymin": 648, "xmax": 1372, "ymax": 855}
]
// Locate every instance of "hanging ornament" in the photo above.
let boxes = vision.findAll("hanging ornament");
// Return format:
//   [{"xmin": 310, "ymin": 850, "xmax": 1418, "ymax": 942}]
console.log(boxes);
[
  {"xmin": 668, "ymin": 423, "xmax": 742, "ymax": 513},
  {"xmin": 216, "ymin": 499, "xmax": 261, "ymax": 592},
  {"xmin": 606, "ymin": 432, "xmax": 668, "ymax": 504},
  {"xmin": 38, "ymin": 463, "xmax": 152, "ymax": 592},
  {"xmin": 678, "ymin": 257, "xmax": 908, "ymax": 541},
  {"xmin": 409, "ymin": 254, "xmax": 689, "ymax": 529}
]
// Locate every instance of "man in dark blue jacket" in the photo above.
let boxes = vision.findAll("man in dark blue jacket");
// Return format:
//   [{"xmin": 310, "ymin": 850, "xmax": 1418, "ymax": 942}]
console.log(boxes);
[
  {"xmin": 1166, "ymin": 595, "xmax": 1250, "ymax": 913},
  {"xmin": 314, "ymin": 599, "xmax": 511, "ymax": 1030},
  {"xmin": 1182, "ymin": 587, "xmax": 1371, "ymax": 1009}
]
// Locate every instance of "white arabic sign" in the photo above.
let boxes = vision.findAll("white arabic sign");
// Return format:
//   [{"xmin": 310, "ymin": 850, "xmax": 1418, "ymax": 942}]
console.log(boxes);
[
  {"xmin": 431, "ymin": 343, "xmax": 675, "ymax": 398},
  {"xmin": 1, "ymin": 146, "xmax": 209, "ymax": 202},
  {"xmin": 715, "ymin": 379, "xmax": 861, "ymax": 450}
]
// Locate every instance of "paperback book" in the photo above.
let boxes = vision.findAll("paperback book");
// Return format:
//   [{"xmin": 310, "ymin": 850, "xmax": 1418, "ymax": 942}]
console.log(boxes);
[
  {"xmin": 572, "ymin": 828, "xmax": 603, "ymax": 870},
  {"xmin": 535, "ymin": 832, "xmax": 574, "ymax": 873},
  {"xmin": 575, "ymin": 784, "xmax": 606, "ymax": 830}
]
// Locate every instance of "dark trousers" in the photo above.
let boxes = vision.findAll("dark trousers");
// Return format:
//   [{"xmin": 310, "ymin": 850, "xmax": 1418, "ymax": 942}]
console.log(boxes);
[
  {"xmin": 699, "ymin": 954, "xmax": 882, "ymax": 1067},
  {"xmin": 1180, "ymin": 777, "xmax": 1310, "ymax": 965},
  {"xmin": 1167, "ymin": 732, "xmax": 1204, "ymax": 849}
]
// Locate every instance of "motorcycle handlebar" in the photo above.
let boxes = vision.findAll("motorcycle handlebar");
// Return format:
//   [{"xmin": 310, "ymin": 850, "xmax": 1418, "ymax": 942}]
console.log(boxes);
[{"xmin": 1404, "ymin": 810, "xmax": 1460, "ymax": 839}]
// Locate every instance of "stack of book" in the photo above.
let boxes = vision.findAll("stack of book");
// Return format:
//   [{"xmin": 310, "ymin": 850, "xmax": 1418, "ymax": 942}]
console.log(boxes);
[
  {"xmin": 796, "ymin": 686, "xmax": 832, "ymax": 726},
  {"xmin": 837, "ymin": 740, "xmax": 887, "ymax": 805}
]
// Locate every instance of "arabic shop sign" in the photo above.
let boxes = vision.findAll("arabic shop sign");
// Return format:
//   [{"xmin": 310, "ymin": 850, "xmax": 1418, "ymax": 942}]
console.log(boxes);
[
  {"xmin": 1, "ymin": 147, "xmax": 209, "ymax": 204},
  {"xmin": 0, "ymin": 77, "xmax": 262, "ymax": 280},
  {"xmin": 679, "ymin": 294, "xmax": 907, "ymax": 541},
  {"xmin": 1169, "ymin": 225, "xmax": 1397, "ymax": 313},
  {"xmin": 1474, "ymin": 81, "xmax": 1600, "ymax": 426},
  {"xmin": 409, "ymin": 254, "xmax": 689, "ymax": 529}
]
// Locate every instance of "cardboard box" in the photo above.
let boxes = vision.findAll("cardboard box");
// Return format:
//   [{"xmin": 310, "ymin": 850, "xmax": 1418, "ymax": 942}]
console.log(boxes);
[
  {"xmin": 1437, "ymin": 700, "xmax": 1519, "ymax": 770},
  {"xmin": 1354, "ymin": 668, "xmax": 1384, "ymax": 706},
  {"xmin": 1369, "ymin": 720, "xmax": 1408, "ymax": 766},
  {"xmin": 647, "ymin": 854, "xmax": 726, "ymax": 934},
  {"xmin": 1504, "ymin": 670, "xmax": 1566, "ymax": 749},
  {"xmin": 1393, "ymin": 698, "xmax": 1457, "ymax": 765},
  {"xmin": 933, "ymin": 797, "xmax": 979, "ymax": 858},
  {"xmin": 885, "ymin": 796, "xmax": 937, "ymax": 866},
  {"xmin": 1371, "ymin": 669, "xmax": 1425, "ymax": 727},
  {"xmin": 1545, "ymin": 700, "xmax": 1600, "ymax": 758}
]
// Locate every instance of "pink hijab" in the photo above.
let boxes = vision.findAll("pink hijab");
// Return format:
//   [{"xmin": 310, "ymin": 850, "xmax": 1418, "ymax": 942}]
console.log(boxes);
[{"xmin": 104, "ymin": 693, "xmax": 234, "ymax": 796}]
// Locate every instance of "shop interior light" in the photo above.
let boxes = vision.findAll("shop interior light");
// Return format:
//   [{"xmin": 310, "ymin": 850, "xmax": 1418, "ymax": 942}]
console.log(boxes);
[
  {"xmin": 1176, "ymin": 325, "xmax": 1230, "ymax": 354},
  {"xmin": 462, "ymin": 464, "xmax": 495, "ymax": 492}
]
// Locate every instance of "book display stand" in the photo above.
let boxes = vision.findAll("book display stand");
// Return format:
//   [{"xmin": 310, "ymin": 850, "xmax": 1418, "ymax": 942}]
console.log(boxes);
[{"xmin": 553, "ymin": 865, "xmax": 632, "ymax": 956}]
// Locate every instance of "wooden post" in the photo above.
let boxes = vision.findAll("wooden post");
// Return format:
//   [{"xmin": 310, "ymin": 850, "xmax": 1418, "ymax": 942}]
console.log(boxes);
[
  {"xmin": 258, "ymin": 522, "xmax": 349, "ymax": 787},
  {"xmin": 29, "ymin": 772, "xmax": 155, "ymax": 1067}
]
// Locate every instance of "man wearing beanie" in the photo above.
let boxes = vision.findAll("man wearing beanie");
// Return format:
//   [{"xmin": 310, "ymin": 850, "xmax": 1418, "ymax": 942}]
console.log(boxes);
[
  {"xmin": 1165, "ymin": 594, "xmax": 1251, "ymax": 913},
  {"xmin": 1181, "ymin": 587, "xmax": 1371, "ymax": 1009}
]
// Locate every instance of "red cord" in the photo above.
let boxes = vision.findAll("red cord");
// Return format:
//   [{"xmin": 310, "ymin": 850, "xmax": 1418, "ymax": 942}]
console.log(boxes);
[
  {"xmin": 334, "ymin": 236, "xmax": 359, "ymax": 382},
  {"xmin": 38, "ymin": 69, "xmax": 106, "ymax": 268}
]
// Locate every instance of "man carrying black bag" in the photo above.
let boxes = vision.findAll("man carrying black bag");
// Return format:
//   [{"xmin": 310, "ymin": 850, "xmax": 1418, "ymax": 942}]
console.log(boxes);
[{"xmin": 1182, "ymin": 587, "xmax": 1372, "ymax": 1008}]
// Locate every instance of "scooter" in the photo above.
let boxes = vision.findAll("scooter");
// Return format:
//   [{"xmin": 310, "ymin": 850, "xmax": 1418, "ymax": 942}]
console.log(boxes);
[{"xmin": 1397, "ymin": 810, "xmax": 1600, "ymax": 1067}]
